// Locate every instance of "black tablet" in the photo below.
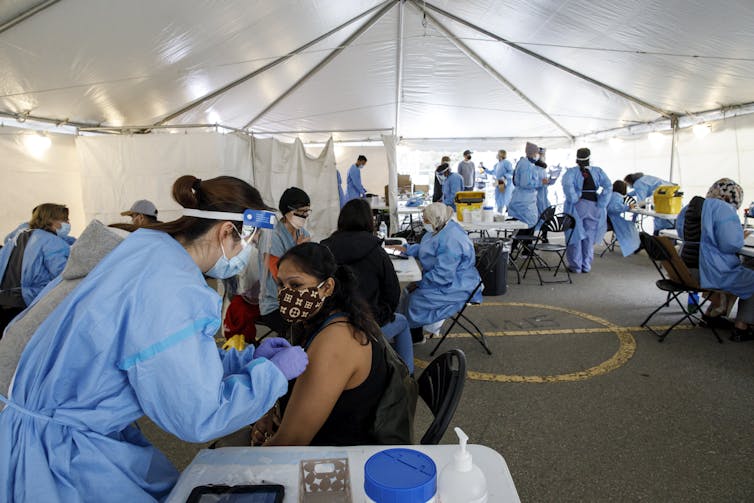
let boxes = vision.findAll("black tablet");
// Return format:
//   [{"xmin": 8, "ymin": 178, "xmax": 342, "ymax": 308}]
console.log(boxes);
[{"xmin": 185, "ymin": 484, "xmax": 284, "ymax": 503}]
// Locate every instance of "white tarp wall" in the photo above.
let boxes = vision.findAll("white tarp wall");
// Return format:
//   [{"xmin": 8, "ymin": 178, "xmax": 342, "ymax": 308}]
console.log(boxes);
[
  {"xmin": 0, "ymin": 127, "xmax": 85, "ymax": 239},
  {"xmin": 76, "ymin": 132, "xmax": 253, "ymax": 225},
  {"xmin": 252, "ymin": 137, "xmax": 338, "ymax": 242}
]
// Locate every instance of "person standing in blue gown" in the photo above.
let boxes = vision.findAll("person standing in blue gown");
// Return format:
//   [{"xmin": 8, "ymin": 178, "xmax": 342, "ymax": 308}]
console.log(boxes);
[
  {"xmin": 0, "ymin": 176, "xmax": 308, "ymax": 502},
  {"xmin": 440, "ymin": 165, "xmax": 464, "ymax": 211},
  {"xmin": 483, "ymin": 150, "xmax": 514, "ymax": 213},
  {"xmin": 508, "ymin": 142, "xmax": 545, "ymax": 228},
  {"xmin": 346, "ymin": 155, "xmax": 368, "ymax": 202}
]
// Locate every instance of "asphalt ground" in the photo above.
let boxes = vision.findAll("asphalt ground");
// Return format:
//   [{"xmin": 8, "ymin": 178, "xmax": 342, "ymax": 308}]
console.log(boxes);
[{"xmin": 141, "ymin": 244, "xmax": 754, "ymax": 502}]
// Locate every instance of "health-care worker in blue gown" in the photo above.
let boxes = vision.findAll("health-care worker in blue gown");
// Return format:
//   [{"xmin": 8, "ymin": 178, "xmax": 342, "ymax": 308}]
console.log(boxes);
[
  {"xmin": 607, "ymin": 180, "xmax": 640, "ymax": 256},
  {"xmin": 345, "ymin": 154, "xmax": 368, "ymax": 202},
  {"xmin": 508, "ymin": 142, "xmax": 547, "ymax": 229},
  {"xmin": 336, "ymin": 169, "xmax": 345, "ymax": 208},
  {"xmin": 0, "ymin": 204, "xmax": 74, "ymax": 333},
  {"xmin": 562, "ymin": 148, "xmax": 612, "ymax": 273},
  {"xmin": 439, "ymin": 164, "xmax": 465, "ymax": 211},
  {"xmin": 535, "ymin": 147, "xmax": 550, "ymax": 217},
  {"xmin": 624, "ymin": 172, "xmax": 676, "ymax": 234},
  {"xmin": 677, "ymin": 178, "xmax": 754, "ymax": 341},
  {"xmin": 398, "ymin": 203, "xmax": 481, "ymax": 338},
  {"xmin": 0, "ymin": 175, "xmax": 309, "ymax": 503},
  {"xmin": 483, "ymin": 149, "xmax": 514, "ymax": 213}
]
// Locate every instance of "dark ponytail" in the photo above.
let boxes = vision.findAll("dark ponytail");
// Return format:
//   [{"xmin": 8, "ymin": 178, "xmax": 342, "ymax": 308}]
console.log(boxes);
[
  {"xmin": 144, "ymin": 175, "xmax": 269, "ymax": 244},
  {"xmin": 279, "ymin": 242, "xmax": 382, "ymax": 346}
]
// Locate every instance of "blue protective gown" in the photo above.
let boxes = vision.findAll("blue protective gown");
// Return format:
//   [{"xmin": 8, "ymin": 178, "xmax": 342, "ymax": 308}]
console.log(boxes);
[
  {"xmin": 3, "ymin": 222, "xmax": 29, "ymax": 245},
  {"xmin": 442, "ymin": 172, "xmax": 465, "ymax": 210},
  {"xmin": 677, "ymin": 198, "xmax": 754, "ymax": 299},
  {"xmin": 337, "ymin": 170, "xmax": 345, "ymax": 208},
  {"xmin": 606, "ymin": 192, "xmax": 640, "ymax": 256},
  {"xmin": 0, "ymin": 229, "xmax": 288, "ymax": 502},
  {"xmin": 346, "ymin": 164, "xmax": 367, "ymax": 202},
  {"xmin": 536, "ymin": 165, "xmax": 550, "ymax": 217},
  {"xmin": 484, "ymin": 159, "xmax": 514, "ymax": 212},
  {"xmin": 0, "ymin": 229, "xmax": 71, "ymax": 306},
  {"xmin": 629, "ymin": 174, "xmax": 675, "ymax": 232},
  {"xmin": 404, "ymin": 220, "xmax": 481, "ymax": 327},
  {"xmin": 507, "ymin": 157, "xmax": 541, "ymax": 227},
  {"xmin": 562, "ymin": 165, "xmax": 612, "ymax": 272}
]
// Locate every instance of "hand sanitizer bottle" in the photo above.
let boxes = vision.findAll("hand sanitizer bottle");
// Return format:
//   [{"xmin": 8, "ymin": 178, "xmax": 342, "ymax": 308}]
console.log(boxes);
[{"xmin": 437, "ymin": 428, "xmax": 488, "ymax": 503}]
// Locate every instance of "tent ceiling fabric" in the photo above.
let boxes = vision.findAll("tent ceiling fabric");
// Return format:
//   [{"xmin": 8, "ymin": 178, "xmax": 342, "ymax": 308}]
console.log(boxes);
[{"xmin": 1, "ymin": 0, "xmax": 752, "ymax": 139}]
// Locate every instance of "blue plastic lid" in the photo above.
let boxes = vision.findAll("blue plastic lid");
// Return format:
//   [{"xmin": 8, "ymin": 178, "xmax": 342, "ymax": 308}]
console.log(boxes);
[{"xmin": 364, "ymin": 448, "xmax": 437, "ymax": 503}]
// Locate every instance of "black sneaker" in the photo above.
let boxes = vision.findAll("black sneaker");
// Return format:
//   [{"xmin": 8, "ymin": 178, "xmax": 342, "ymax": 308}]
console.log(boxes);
[{"xmin": 701, "ymin": 314, "xmax": 735, "ymax": 330}]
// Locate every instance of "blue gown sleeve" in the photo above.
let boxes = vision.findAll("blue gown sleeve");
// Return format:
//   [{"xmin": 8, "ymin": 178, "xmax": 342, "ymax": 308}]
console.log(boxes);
[
  {"xmin": 353, "ymin": 167, "xmax": 366, "ymax": 196},
  {"xmin": 406, "ymin": 243, "xmax": 421, "ymax": 257},
  {"xmin": 42, "ymin": 238, "xmax": 70, "ymax": 279},
  {"xmin": 713, "ymin": 207, "xmax": 744, "ymax": 254},
  {"xmin": 419, "ymin": 238, "xmax": 461, "ymax": 289},
  {"xmin": 562, "ymin": 170, "xmax": 580, "ymax": 204},
  {"xmin": 596, "ymin": 169, "xmax": 612, "ymax": 209},
  {"xmin": 218, "ymin": 345, "xmax": 257, "ymax": 375}
]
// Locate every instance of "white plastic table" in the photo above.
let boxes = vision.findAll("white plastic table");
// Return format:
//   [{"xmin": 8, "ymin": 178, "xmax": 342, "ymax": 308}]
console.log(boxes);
[
  {"xmin": 460, "ymin": 219, "xmax": 529, "ymax": 237},
  {"xmin": 166, "ymin": 445, "xmax": 520, "ymax": 503},
  {"xmin": 392, "ymin": 256, "xmax": 422, "ymax": 285},
  {"xmin": 628, "ymin": 207, "xmax": 679, "ymax": 220}
]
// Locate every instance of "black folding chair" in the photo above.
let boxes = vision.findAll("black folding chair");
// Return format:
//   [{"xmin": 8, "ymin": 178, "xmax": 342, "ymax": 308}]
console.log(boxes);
[
  {"xmin": 600, "ymin": 216, "xmax": 618, "ymax": 257},
  {"xmin": 521, "ymin": 212, "xmax": 576, "ymax": 285},
  {"xmin": 638, "ymin": 232, "xmax": 722, "ymax": 343},
  {"xmin": 418, "ymin": 349, "xmax": 467, "ymax": 445},
  {"xmin": 429, "ymin": 240, "xmax": 503, "ymax": 356}
]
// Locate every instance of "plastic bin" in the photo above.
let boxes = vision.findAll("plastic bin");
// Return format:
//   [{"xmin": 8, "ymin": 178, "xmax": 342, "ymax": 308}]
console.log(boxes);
[{"xmin": 473, "ymin": 238, "xmax": 509, "ymax": 296}]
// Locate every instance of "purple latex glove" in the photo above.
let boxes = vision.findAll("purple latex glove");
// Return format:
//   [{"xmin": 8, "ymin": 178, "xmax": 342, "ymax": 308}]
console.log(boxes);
[
  {"xmin": 254, "ymin": 337, "xmax": 291, "ymax": 360},
  {"xmin": 270, "ymin": 346, "xmax": 309, "ymax": 380}
]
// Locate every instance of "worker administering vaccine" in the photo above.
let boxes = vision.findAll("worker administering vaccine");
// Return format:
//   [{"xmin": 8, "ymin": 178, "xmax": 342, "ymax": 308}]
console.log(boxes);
[{"xmin": 0, "ymin": 176, "xmax": 308, "ymax": 502}]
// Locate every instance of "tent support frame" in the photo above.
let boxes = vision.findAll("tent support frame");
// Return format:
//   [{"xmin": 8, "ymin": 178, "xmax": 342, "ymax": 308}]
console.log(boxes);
[
  {"xmin": 414, "ymin": 0, "xmax": 675, "ymax": 119},
  {"xmin": 154, "ymin": 0, "xmax": 394, "ymax": 126},
  {"xmin": 243, "ymin": 0, "xmax": 398, "ymax": 130},
  {"xmin": 0, "ymin": 0, "xmax": 61, "ymax": 35},
  {"xmin": 394, "ymin": 0, "xmax": 406, "ymax": 136},
  {"xmin": 416, "ymin": 4, "xmax": 574, "ymax": 140}
]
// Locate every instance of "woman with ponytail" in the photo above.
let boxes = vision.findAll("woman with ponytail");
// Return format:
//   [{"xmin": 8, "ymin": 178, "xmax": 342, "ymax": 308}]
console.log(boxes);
[
  {"xmin": 253, "ymin": 242, "xmax": 391, "ymax": 446},
  {"xmin": 0, "ymin": 175, "xmax": 308, "ymax": 502}
]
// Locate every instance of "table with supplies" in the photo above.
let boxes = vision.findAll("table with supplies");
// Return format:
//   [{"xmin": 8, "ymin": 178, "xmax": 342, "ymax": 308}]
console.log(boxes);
[
  {"xmin": 166, "ymin": 444, "xmax": 520, "ymax": 503},
  {"xmin": 459, "ymin": 218, "xmax": 530, "ymax": 238},
  {"xmin": 659, "ymin": 229, "xmax": 754, "ymax": 258},
  {"xmin": 628, "ymin": 207, "xmax": 678, "ymax": 233}
]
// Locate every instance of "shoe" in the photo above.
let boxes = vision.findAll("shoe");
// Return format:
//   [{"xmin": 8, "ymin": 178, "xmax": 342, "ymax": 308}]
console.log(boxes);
[
  {"xmin": 730, "ymin": 327, "xmax": 754, "ymax": 342},
  {"xmin": 582, "ymin": 269, "xmax": 590, "ymax": 274},
  {"xmin": 701, "ymin": 313, "xmax": 734, "ymax": 330},
  {"xmin": 567, "ymin": 268, "xmax": 581, "ymax": 274}
]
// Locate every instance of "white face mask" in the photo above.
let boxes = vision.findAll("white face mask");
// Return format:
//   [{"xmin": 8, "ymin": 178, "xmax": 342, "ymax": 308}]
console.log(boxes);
[
  {"xmin": 288, "ymin": 214, "xmax": 307, "ymax": 230},
  {"xmin": 423, "ymin": 223, "xmax": 434, "ymax": 233}
]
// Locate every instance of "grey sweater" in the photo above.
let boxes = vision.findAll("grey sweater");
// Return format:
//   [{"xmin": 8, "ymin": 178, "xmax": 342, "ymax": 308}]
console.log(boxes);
[{"xmin": 0, "ymin": 221, "xmax": 127, "ymax": 401}]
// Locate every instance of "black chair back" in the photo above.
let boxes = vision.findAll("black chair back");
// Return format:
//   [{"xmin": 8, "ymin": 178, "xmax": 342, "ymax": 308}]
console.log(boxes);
[
  {"xmin": 541, "ymin": 212, "xmax": 576, "ymax": 243},
  {"xmin": 418, "ymin": 349, "xmax": 467, "ymax": 445}
]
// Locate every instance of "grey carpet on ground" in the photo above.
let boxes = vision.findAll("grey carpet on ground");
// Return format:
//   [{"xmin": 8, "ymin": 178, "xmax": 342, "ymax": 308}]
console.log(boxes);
[{"xmin": 140, "ymin": 245, "xmax": 754, "ymax": 502}]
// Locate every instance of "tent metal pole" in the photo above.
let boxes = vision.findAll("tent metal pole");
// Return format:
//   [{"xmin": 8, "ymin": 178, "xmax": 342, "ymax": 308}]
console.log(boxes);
[
  {"xmin": 243, "ymin": 0, "xmax": 398, "ymax": 130},
  {"xmin": 252, "ymin": 127, "xmax": 392, "ymax": 135},
  {"xmin": 0, "ymin": 0, "xmax": 61, "ymax": 35},
  {"xmin": 415, "ymin": 0, "xmax": 675, "ymax": 119},
  {"xmin": 77, "ymin": 123, "xmax": 249, "ymax": 134},
  {"xmin": 394, "ymin": 0, "xmax": 405, "ymax": 137},
  {"xmin": 416, "ymin": 4, "xmax": 574, "ymax": 140},
  {"xmin": 153, "ymin": 1, "xmax": 393, "ymax": 126},
  {"xmin": 0, "ymin": 110, "xmax": 96, "ymax": 129},
  {"xmin": 401, "ymin": 135, "xmax": 569, "ymax": 142},
  {"xmin": 669, "ymin": 115, "xmax": 679, "ymax": 183}
]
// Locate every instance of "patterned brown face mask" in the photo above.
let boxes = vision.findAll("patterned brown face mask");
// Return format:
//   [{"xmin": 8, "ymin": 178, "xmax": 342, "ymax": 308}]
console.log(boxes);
[{"xmin": 278, "ymin": 281, "xmax": 326, "ymax": 323}]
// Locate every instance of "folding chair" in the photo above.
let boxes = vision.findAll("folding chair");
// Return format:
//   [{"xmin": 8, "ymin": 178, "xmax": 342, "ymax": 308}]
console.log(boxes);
[
  {"xmin": 418, "ymin": 349, "xmax": 467, "ymax": 445},
  {"xmin": 521, "ymin": 212, "xmax": 576, "ymax": 285},
  {"xmin": 600, "ymin": 216, "xmax": 618, "ymax": 257},
  {"xmin": 429, "ymin": 240, "xmax": 503, "ymax": 356},
  {"xmin": 638, "ymin": 233, "xmax": 722, "ymax": 343}
]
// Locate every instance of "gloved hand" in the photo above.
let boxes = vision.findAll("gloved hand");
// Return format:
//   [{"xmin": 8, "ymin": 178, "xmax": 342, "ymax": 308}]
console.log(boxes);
[
  {"xmin": 269, "ymin": 346, "xmax": 309, "ymax": 380},
  {"xmin": 254, "ymin": 337, "xmax": 291, "ymax": 360}
]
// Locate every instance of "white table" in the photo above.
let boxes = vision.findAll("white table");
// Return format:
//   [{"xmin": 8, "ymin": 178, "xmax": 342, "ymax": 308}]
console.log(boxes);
[
  {"xmin": 659, "ymin": 229, "xmax": 754, "ymax": 258},
  {"xmin": 460, "ymin": 219, "xmax": 529, "ymax": 236},
  {"xmin": 166, "ymin": 445, "xmax": 520, "ymax": 503},
  {"xmin": 628, "ymin": 207, "xmax": 679, "ymax": 220},
  {"xmin": 392, "ymin": 256, "xmax": 422, "ymax": 285}
]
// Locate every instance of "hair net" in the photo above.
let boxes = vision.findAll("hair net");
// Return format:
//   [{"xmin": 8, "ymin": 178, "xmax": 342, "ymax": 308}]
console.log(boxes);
[
  {"xmin": 423, "ymin": 202, "xmax": 454, "ymax": 231},
  {"xmin": 525, "ymin": 142, "xmax": 539, "ymax": 157},
  {"xmin": 706, "ymin": 178, "xmax": 744, "ymax": 209}
]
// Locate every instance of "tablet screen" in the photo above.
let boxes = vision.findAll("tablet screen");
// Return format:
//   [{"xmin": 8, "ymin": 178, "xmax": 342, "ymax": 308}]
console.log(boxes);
[{"xmin": 187, "ymin": 485, "xmax": 284, "ymax": 503}]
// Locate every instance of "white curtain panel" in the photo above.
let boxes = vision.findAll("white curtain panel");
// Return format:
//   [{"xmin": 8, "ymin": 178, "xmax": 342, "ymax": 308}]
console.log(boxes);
[{"xmin": 252, "ymin": 136, "xmax": 338, "ymax": 242}]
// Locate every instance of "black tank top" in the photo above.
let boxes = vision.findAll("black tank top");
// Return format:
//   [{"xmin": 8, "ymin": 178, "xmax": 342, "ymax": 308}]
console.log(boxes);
[
  {"xmin": 580, "ymin": 168, "xmax": 598, "ymax": 202},
  {"xmin": 288, "ymin": 313, "xmax": 389, "ymax": 446}
]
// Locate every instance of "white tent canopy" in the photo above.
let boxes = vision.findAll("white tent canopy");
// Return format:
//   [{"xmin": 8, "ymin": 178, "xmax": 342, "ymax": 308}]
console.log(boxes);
[{"xmin": 2, "ymin": 0, "xmax": 753, "ymax": 140}]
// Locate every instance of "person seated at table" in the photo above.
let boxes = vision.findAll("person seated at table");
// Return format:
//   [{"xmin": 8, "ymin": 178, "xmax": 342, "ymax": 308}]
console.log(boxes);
[
  {"xmin": 395, "ymin": 203, "xmax": 481, "ymax": 342},
  {"xmin": 322, "ymin": 199, "xmax": 414, "ymax": 373},
  {"xmin": 439, "ymin": 164, "xmax": 464, "ymax": 211},
  {"xmin": 258, "ymin": 187, "xmax": 312, "ymax": 338},
  {"xmin": 256, "ymin": 243, "xmax": 392, "ymax": 446},
  {"xmin": 624, "ymin": 172, "xmax": 676, "ymax": 234},
  {"xmin": 676, "ymin": 178, "xmax": 754, "ymax": 340},
  {"xmin": 607, "ymin": 180, "xmax": 640, "ymax": 256},
  {"xmin": 0, "ymin": 204, "xmax": 74, "ymax": 333}
]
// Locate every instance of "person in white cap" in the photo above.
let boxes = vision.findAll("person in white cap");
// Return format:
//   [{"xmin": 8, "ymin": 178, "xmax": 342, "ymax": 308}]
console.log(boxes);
[{"xmin": 121, "ymin": 200, "xmax": 160, "ymax": 227}]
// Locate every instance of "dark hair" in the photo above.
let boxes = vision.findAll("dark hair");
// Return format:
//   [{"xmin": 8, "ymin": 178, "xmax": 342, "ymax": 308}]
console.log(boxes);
[
  {"xmin": 30, "ymin": 204, "xmax": 68, "ymax": 231},
  {"xmin": 142, "ymin": 214, "xmax": 159, "ymax": 223},
  {"xmin": 624, "ymin": 173, "xmax": 643, "ymax": 185},
  {"xmin": 357, "ymin": 155, "xmax": 367, "ymax": 163},
  {"xmin": 612, "ymin": 180, "xmax": 627, "ymax": 195},
  {"xmin": 145, "ymin": 175, "xmax": 267, "ymax": 244},
  {"xmin": 278, "ymin": 242, "xmax": 380, "ymax": 346},
  {"xmin": 336, "ymin": 199, "xmax": 374, "ymax": 233}
]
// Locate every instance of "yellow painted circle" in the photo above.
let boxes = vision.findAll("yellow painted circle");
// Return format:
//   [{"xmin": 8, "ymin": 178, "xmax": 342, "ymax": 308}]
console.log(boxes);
[{"xmin": 413, "ymin": 302, "xmax": 636, "ymax": 383}]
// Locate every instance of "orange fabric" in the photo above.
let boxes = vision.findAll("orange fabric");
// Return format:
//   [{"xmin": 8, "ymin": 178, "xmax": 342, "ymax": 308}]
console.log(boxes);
[{"xmin": 268, "ymin": 255, "xmax": 280, "ymax": 280}]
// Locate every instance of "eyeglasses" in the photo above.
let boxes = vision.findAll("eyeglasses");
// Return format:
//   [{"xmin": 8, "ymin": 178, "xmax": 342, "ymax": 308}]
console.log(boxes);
[{"xmin": 290, "ymin": 207, "xmax": 312, "ymax": 218}]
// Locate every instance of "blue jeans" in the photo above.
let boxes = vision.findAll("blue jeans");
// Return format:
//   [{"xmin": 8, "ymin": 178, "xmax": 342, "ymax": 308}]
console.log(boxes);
[{"xmin": 381, "ymin": 313, "xmax": 414, "ymax": 373}]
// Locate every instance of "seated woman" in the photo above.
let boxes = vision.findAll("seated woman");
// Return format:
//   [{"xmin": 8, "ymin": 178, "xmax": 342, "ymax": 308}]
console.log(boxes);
[
  {"xmin": 677, "ymin": 178, "xmax": 754, "ymax": 341},
  {"xmin": 607, "ymin": 180, "xmax": 640, "ymax": 256},
  {"xmin": 0, "ymin": 204, "xmax": 74, "ymax": 333},
  {"xmin": 322, "ymin": 199, "xmax": 414, "ymax": 373},
  {"xmin": 397, "ymin": 203, "xmax": 481, "ymax": 341},
  {"xmin": 257, "ymin": 243, "xmax": 391, "ymax": 446},
  {"xmin": 258, "ymin": 187, "xmax": 312, "ymax": 337}
]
